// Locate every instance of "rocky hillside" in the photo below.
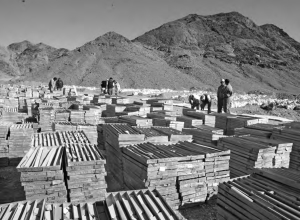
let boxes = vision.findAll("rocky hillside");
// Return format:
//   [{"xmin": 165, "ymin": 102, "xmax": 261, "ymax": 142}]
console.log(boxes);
[{"xmin": 2, "ymin": 12, "xmax": 300, "ymax": 92}]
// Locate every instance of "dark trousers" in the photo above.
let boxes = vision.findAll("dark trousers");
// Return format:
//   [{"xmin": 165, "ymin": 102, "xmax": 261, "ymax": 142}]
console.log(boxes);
[
  {"xmin": 223, "ymin": 97, "xmax": 232, "ymax": 113},
  {"xmin": 191, "ymin": 99, "xmax": 200, "ymax": 110},
  {"xmin": 201, "ymin": 101, "xmax": 212, "ymax": 114},
  {"xmin": 217, "ymin": 98, "xmax": 223, "ymax": 113},
  {"xmin": 108, "ymin": 88, "xmax": 113, "ymax": 95}
]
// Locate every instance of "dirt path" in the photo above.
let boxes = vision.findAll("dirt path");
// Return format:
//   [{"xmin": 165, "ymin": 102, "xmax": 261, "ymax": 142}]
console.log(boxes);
[{"xmin": 0, "ymin": 166, "xmax": 25, "ymax": 204}]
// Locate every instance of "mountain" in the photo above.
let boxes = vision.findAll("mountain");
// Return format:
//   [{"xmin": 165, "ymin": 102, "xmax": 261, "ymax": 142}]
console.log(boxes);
[
  {"xmin": 134, "ymin": 12, "xmax": 300, "ymax": 92},
  {"xmin": 17, "ymin": 32, "xmax": 199, "ymax": 89},
  {"xmin": 2, "ymin": 12, "xmax": 300, "ymax": 92}
]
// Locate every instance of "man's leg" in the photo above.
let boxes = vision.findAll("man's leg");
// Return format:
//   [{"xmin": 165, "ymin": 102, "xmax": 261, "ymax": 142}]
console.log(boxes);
[
  {"xmin": 223, "ymin": 99, "xmax": 227, "ymax": 113},
  {"xmin": 208, "ymin": 101, "xmax": 212, "ymax": 114},
  {"xmin": 200, "ymin": 102, "xmax": 205, "ymax": 111},
  {"xmin": 218, "ymin": 99, "xmax": 223, "ymax": 113}
]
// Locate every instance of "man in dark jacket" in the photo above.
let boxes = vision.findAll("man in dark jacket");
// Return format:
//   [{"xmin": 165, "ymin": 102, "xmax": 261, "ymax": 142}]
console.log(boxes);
[
  {"xmin": 107, "ymin": 77, "xmax": 114, "ymax": 95},
  {"xmin": 188, "ymin": 94, "xmax": 200, "ymax": 110},
  {"xmin": 101, "ymin": 80, "xmax": 108, "ymax": 94},
  {"xmin": 56, "ymin": 78, "xmax": 64, "ymax": 91},
  {"xmin": 217, "ymin": 79, "xmax": 225, "ymax": 113},
  {"xmin": 223, "ymin": 79, "xmax": 233, "ymax": 113}
]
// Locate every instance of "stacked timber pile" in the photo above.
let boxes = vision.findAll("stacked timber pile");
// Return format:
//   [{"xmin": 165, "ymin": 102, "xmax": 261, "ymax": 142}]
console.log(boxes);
[
  {"xmin": 125, "ymin": 105, "xmax": 151, "ymax": 116},
  {"xmin": 38, "ymin": 107, "xmax": 55, "ymax": 132},
  {"xmin": 217, "ymin": 169, "xmax": 300, "ymax": 220},
  {"xmin": 70, "ymin": 110, "xmax": 85, "ymax": 123},
  {"xmin": 234, "ymin": 123, "xmax": 285, "ymax": 138},
  {"xmin": 0, "ymin": 122, "xmax": 11, "ymax": 166},
  {"xmin": 65, "ymin": 143, "xmax": 107, "ymax": 202},
  {"xmin": 147, "ymin": 99, "xmax": 173, "ymax": 111},
  {"xmin": 226, "ymin": 116, "xmax": 268, "ymax": 135},
  {"xmin": 84, "ymin": 107, "xmax": 102, "ymax": 124},
  {"xmin": 122, "ymin": 141, "xmax": 230, "ymax": 207},
  {"xmin": 31, "ymin": 131, "xmax": 90, "ymax": 147},
  {"xmin": 103, "ymin": 124, "xmax": 145, "ymax": 188},
  {"xmin": 53, "ymin": 121, "xmax": 76, "ymax": 131},
  {"xmin": 271, "ymin": 127, "xmax": 300, "ymax": 171},
  {"xmin": 17, "ymin": 146, "xmax": 67, "ymax": 203},
  {"xmin": 77, "ymin": 123, "xmax": 97, "ymax": 145},
  {"xmin": 96, "ymin": 117, "xmax": 119, "ymax": 150},
  {"xmin": 153, "ymin": 118, "xmax": 184, "ymax": 131},
  {"xmin": 216, "ymin": 136, "xmax": 292, "ymax": 178},
  {"xmin": 147, "ymin": 112, "xmax": 177, "ymax": 121},
  {"xmin": 132, "ymin": 126, "xmax": 169, "ymax": 143},
  {"xmin": 54, "ymin": 109, "xmax": 70, "ymax": 122},
  {"xmin": 214, "ymin": 114, "xmax": 236, "ymax": 132},
  {"xmin": 8, "ymin": 124, "xmax": 34, "ymax": 165},
  {"xmin": 183, "ymin": 125, "xmax": 225, "ymax": 144},
  {"xmin": 1, "ymin": 107, "xmax": 19, "ymax": 123},
  {"xmin": 152, "ymin": 127, "xmax": 192, "ymax": 142},
  {"xmin": 106, "ymin": 189, "xmax": 184, "ymax": 219},
  {"xmin": 0, "ymin": 199, "xmax": 45, "ymax": 220},
  {"xmin": 112, "ymin": 97, "xmax": 130, "ymax": 104},
  {"xmin": 176, "ymin": 115, "xmax": 203, "ymax": 128},
  {"xmin": 119, "ymin": 115, "xmax": 153, "ymax": 127},
  {"xmin": 185, "ymin": 111, "xmax": 215, "ymax": 127},
  {"xmin": 43, "ymin": 201, "xmax": 109, "ymax": 220}
]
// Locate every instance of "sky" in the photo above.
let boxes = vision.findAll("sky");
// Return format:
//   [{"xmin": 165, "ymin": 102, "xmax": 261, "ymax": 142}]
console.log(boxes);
[{"xmin": 0, "ymin": 0, "xmax": 299, "ymax": 50}]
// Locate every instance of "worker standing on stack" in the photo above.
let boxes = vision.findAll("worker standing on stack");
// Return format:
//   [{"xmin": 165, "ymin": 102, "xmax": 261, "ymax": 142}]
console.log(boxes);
[
  {"xmin": 56, "ymin": 78, "xmax": 64, "ymax": 91},
  {"xmin": 48, "ymin": 77, "xmax": 57, "ymax": 93},
  {"xmin": 223, "ymin": 79, "xmax": 233, "ymax": 113},
  {"xmin": 114, "ymin": 80, "xmax": 121, "ymax": 95},
  {"xmin": 188, "ymin": 94, "xmax": 200, "ymax": 110},
  {"xmin": 107, "ymin": 77, "xmax": 114, "ymax": 95},
  {"xmin": 200, "ymin": 94, "xmax": 212, "ymax": 114},
  {"xmin": 217, "ymin": 79, "xmax": 225, "ymax": 113},
  {"xmin": 101, "ymin": 79, "xmax": 108, "ymax": 94}
]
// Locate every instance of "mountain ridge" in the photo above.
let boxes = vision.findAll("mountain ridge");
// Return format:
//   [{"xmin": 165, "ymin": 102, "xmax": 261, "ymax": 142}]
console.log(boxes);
[{"xmin": 1, "ymin": 11, "xmax": 300, "ymax": 93}]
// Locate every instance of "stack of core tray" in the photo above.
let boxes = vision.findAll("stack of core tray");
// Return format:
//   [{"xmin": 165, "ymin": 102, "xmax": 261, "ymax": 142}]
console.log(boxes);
[
  {"xmin": 234, "ymin": 123, "xmax": 285, "ymax": 138},
  {"xmin": 217, "ymin": 169, "xmax": 300, "ymax": 220},
  {"xmin": 183, "ymin": 125, "xmax": 225, "ymax": 144},
  {"xmin": 153, "ymin": 118, "xmax": 184, "ymax": 131},
  {"xmin": 38, "ymin": 107, "xmax": 55, "ymax": 132},
  {"xmin": 103, "ymin": 124, "xmax": 145, "ymax": 189},
  {"xmin": 55, "ymin": 109, "xmax": 70, "ymax": 122},
  {"xmin": 151, "ymin": 126, "xmax": 192, "ymax": 142},
  {"xmin": 271, "ymin": 126, "xmax": 300, "ymax": 171},
  {"xmin": 65, "ymin": 143, "xmax": 107, "ymax": 202},
  {"xmin": 8, "ymin": 124, "xmax": 34, "ymax": 165},
  {"xmin": 132, "ymin": 126, "xmax": 169, "ymax": 143},
  {"xmin": 106, "ymin": 189, "xmax": 184, "ymax": 220},
  {"xmin": 119, "ymin": 115, "xmax": 153, "ymax": 127},
  {"xmin": 147, "ymin": 113, "xmax": 177, "ymax": 121},
  {"xmin": 0, "ymin": 199, "xmax": 46, "ymax": 220},
  {"xmin": 76, "ymin": 123, "xmax": 97, "ymax": 145},
  {"xmin": 0, "ymin": 122, "xmax": 11, "ymax": 166},
  {"xmin": 176, "ymin": 115, "xmax": 203, "ymax": 128},
  {"xmin": 1, "ymin": 108, "xmax": 19, "ymax": 123},
  {"xmin": 122, "ymin": 141, "xmax": 230, "ymax": 207},
  {"xmin": 70, "ymin": 110, "xmax": 85, "ymax": 123},
  {"xmin": 185, "ymin": 111, "xmax": 216, "ymax": 127},
  {"xmin": 216, "ymin": 136, "xmax": 292, "ymax": 178},
  {"xmin": 16, "ymin": 146, "xmax": 67, "ymax": 203},
  {"xmin": 84, "ymin": 107, "xmax": 102, "ymax": 124},
  {"xmin": 226, "ymin": 116, "xmax": 268, "ymax": 135},
  {"xmin": 54, "ymin": 121, "xmax": 76, "ymax": 131}
]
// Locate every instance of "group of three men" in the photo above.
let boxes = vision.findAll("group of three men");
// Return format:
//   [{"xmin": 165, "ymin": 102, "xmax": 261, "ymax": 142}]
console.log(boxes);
[{"xmin": 189, "ymin": 78, "xmax": 233, "ymax": 113}]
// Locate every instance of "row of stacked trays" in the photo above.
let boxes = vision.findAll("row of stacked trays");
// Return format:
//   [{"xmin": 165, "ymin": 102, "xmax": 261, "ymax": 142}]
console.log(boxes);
[
  {"xmin": 17, "ymin": 146, "xmax": 67, "ymax": 203},
  {"xmin": 122, "ymin": 141, "xmax": 230, "ymax": 208},
  {"xmin": 65, "ymin": 143, "xmax": 107, "ymax": 202}
]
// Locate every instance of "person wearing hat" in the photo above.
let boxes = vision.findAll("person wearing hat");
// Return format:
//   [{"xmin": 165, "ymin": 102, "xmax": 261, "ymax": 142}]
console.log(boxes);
[
  {"xmin": 188, "ymin": 94, "xmax": 200, "ymax": 110},
  {"xmin": 200, "ymin": 94, "xmax": 212, "ymax": 114},
  {"xmin": 217, "ymin": 79, "xmax": 226, "ymax": 113}
]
